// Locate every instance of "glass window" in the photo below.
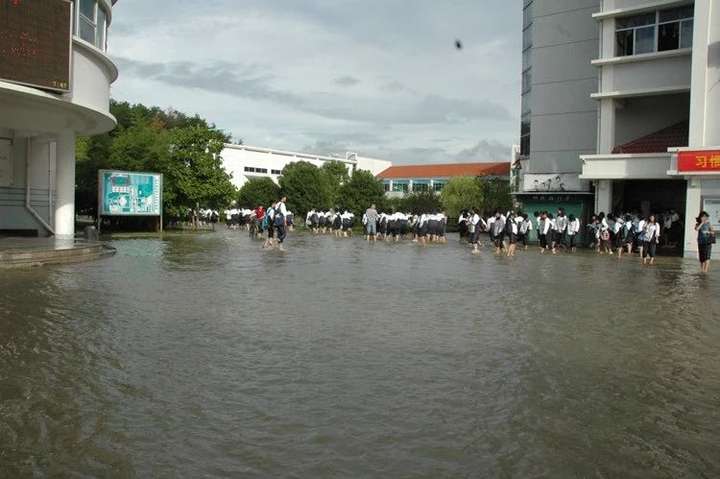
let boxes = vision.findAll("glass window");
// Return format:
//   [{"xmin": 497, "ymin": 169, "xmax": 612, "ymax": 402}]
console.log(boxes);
[
  {"xmin": 658, "ymin": 21, "xmax": 679, "ymax": 51},
  {"xmin": 680, "ymin": 19, "xmax": 694, "ymax": 49},
  {"xmin": 635, "ymin": 26, "xmax": 655, "ymax": 54},
  {"xmin": 523, "ymin": 1, "xmax": 533, "ymax": 29},
  {"xmin": 96, "ymin": 7, "xmax": 106, "ymax": 50},
  {"xmin": 79, "ymin": 0, "xmax": 95, "ymax": 20},
  {"xmin": 256, "ymin": 168, "xmax": 268, "ymax": 174},
  {"xmin": 244, "ymin": 167, "xmax": 255, "ymax": 172},
  {"xmin": 79, "ymin": 16, "xmax": 95, "ymax": 44},
  {"xmin": 412, "ymin": 180, "xmax": 430, "ymax": 192},
  {"xmin": 521, "ymin": 94, "xmax": 531, "ymax": 116},
  {"xmin": 616, "ymin": 30, "xmax": 634, "ymax": 56},
  {"xmin": 616, "ymin": 13, "xmax": 655, "ymax": 29},
  {"xmin": 522, "ymin": 69, "xmax": 532, "ymax": 94},
  {"xmin": 432, "ymin": 181, "xmax": 446, "ymax": 192},
  {"xmin": 659, "ymin": 5, "xmax": 694, "ymax": 23},
  {"xmin": 392, "ymin": 181, "xmax": 409, "ymax": 193},
  {"xmin": 383, "ymin": 181, "xmax": 391, "ymax": 192},
  {"xmin": 523, "ymin": 23, "xmax": 533, "ymax": 51},
  {"xmin": 271, "ymin": 169, "xmax": 282, "ymax": 175}
]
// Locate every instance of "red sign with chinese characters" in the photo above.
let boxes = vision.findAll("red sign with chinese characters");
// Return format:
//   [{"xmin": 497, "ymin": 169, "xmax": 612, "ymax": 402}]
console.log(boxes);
[
  {"xmin": 0, "ymin": 0, "xmax": 72, "ymax": 92},
  {"xmin": 677, "ymin": 150, "xmax": 720, "ymax": 173}
]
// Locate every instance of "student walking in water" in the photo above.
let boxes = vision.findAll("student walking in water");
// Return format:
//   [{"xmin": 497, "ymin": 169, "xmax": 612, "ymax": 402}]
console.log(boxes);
[
  {"xmin": 365, "ymin": 204, "xmax": 379, "ymax": 241},
  {"xmin": 641, "ymin": 214, "xmax": 660, "ymax": 265},
  {"xmin": 695, "ymin": 211, "xmax": 715, "ymax": 273},
  {"xmin": 273, "ymin": 197, "xmax": 288, "ymax": 251}
]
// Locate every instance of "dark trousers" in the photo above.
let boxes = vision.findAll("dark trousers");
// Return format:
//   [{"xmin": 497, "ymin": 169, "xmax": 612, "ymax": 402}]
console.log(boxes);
[{"xmin": 275, "ymin": 224, "xmax": 287, "ymax": 243}]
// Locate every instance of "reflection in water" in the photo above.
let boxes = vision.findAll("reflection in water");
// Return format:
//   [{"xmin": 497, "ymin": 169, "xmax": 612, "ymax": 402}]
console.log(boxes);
[{"xmin": 1, "ymin": 231, "xmax": 719, "ymax": 477}]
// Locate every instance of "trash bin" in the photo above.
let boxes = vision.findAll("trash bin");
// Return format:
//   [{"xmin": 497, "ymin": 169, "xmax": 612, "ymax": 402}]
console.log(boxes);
[{"xmin": 84, "ymin": 226, "xmax": 99, "ymax": 242}]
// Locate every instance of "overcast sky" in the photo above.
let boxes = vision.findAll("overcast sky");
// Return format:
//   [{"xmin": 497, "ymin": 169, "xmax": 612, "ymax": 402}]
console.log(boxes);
[{"xmin": 109, "ymin": 0, "xmax": 521, "ymax": 164}]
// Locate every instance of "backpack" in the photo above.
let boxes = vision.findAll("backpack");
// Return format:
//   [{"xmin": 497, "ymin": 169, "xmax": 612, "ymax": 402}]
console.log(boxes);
[{"xmin": 273, "ymin": 203, "xmax": 285, "ymax": 227}]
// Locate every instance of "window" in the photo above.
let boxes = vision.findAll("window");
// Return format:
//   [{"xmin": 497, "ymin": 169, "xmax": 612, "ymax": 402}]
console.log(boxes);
[
  {"xmin": 74, "ymin": 0, "xmax": 108, "ymax": 51},
  {"xmin": 523, "ymin": 1, "xmax": 533, "ymax": 30},
  {"xmin": 522, "ymin": 69, "xmax": 532, "ymax": 94},
  {"xmin": 615, "ymin": 6, "xmax": 694, "ymax": 57},
  {"xmin": 523, "ymin": 23, "xmax": 533, "ymax": 51},
  {"xmin": 520, "ymin": 115, "xmax": 530, "ymax": 157},
  {"xmin": 392, "ymin": 180, "xmax": 409, "ymax": 193},
  {"xmin": 432, "ymin": 181, "xmax": 446, "ymax": 193},
  {"xmin": 244, "ymin": 167, "xmax": 256, "ymax": 172},
  {"xmin": 521, "ymin": 94, "xmax": 531, "ymax": 116},
  {"xmin": 383, "ymin": 181, "xmax": 391, "ymax": 192},
  {"xmin": 271, "ymin": 169, "xmax": 282, "ymax": 175},
  {"xmin": 256, "ymin": 168, "xmax": 268, "ymax": 174},
  {"xmin": 412, "ymin": 180, "xmax": 430, "ymax": 193}
]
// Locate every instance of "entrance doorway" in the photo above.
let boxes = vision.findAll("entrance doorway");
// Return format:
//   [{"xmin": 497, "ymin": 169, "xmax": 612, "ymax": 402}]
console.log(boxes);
[{"xmin": 612, "ymin": 180, "xmax": 686, "ymax": 254}]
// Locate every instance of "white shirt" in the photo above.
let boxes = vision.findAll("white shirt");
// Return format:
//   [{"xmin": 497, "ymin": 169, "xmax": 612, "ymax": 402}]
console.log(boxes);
[{"xmin": 568, "ymin": 219, "xmax": 580, "ymax": 235}]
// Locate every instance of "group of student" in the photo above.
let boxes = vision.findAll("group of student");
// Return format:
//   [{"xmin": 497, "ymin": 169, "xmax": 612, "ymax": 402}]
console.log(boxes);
[
  {"xmin": 456, "ymin": 208, "xmax": 682, "ymax": 265},
  {"xmin": 304, "ymin": 210, "xmax": 356, "ymax": 237},
  {"xmin": 225, "ymin": 198, "xmax": 293, "ymax": 250},
  {"xmin": 361, "ymin": 206, "xmax": 449, "ymax": 244}
]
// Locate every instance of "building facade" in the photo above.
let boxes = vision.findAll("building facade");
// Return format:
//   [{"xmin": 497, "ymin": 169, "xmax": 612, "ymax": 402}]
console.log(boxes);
[
  {"xmin": 580, "ymin": 0, "xmax": 720, "ymax": 257},
  {"xmin": 514, "ymin": 0, "xmax": 601, "ymax": 224},
  {"xmin": 377, "ymin": 162, "xmax": 510, "ymax": 198},
  {"xmin": 221, "ymin": 144, "xmax": 391, "ymax": 190},
  {"xmin": 517, "ymin": 0, "xmax": 720, "ymax": 257},
  {"xmin": 0, "ymin": 0, "xmax": 118, "ymax": 238}
]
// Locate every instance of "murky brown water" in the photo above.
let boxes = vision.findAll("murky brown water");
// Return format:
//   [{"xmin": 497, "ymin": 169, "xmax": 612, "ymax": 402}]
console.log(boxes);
[{"xmin": 1, "ymin": 231, "xmax": 719, "ymax": 477}]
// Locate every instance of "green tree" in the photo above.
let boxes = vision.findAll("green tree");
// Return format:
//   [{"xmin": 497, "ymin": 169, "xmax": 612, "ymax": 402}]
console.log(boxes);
[
  {"xmin": 337, "ymin": 170, "xmax": 385, "ymax": 214},
  {"xmin": 479, "ymin": 177, "xmax": 512, "ymax": 215},
  {"xmin": 398, "ymin": 191, "xmax": 442, "ymax": 214},
  {"xmin": 440, "ymin": 176, "xmax": 484, "ymax": 218},
  {"xmin": 279, "ymin": 161, "xmax": 332, "ymax": 216},
  {"xmin": 238, "ymin": 177, "xmax": 280, "ymax": 208},
  {"xmin": 321, "ymin": 160, "xmax": 350, "ymax": 205}
]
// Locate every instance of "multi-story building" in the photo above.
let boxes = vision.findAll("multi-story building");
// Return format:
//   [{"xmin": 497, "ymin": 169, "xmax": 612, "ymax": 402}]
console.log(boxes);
[
  {"xmin": 221, "ymin": 144, "xmax": 391, "ymax": 190},
  {"xmin": 580, "ymin": 0, "xmax": 719, "ymax": 258},
  {"xmin": 377, "ymin": 162, "xmax": 510, "ymax": 198},
  {"xmin": 517, "ymin": 0, "xmax": 720, "ymax": 257},
  {"xmin": 0, "ymin": 0, "xmax": 118, "ymax": 238},
  {"xmin": 515, "ymin": 0, "xmax": 601, "ymax": 223}
]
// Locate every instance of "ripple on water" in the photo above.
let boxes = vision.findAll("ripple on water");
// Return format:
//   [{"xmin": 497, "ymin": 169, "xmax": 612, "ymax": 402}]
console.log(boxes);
[{"xmin": 0, "ymin": 230, "xmax": 719, "ymax": 477}]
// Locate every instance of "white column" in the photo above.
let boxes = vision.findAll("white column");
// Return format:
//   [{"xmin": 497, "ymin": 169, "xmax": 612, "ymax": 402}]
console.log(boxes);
[
  {"xmin": 683, "ymin": 177, "xmax": 702, "ymax": 258},
  {"xmin": 689, "ymin": 0, "xmax": 720, "ymax": 147},
  {"xmin": 54, "ymin": 130, "xmax": 76, "ymax": 239},
  {"xmin": 598, "ymin": 98, "xmax": 616, "ymax": 154},
  {"xmin": 595, "ymin": 180, "xmax": 613, "ymax": 213}
]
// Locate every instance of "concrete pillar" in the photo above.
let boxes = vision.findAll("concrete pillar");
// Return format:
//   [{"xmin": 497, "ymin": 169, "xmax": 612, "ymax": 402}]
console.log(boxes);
[
  {"xmin": 595, "ymin": 180, "xmax": 613, "ymax": 213},
  {"xmin": 683, "ymin": 177, "xmax": 702, "ymax": 258},
  {"xmin": 598, "ymin": 98, "xmax": 616, "ymax": 154},
  {"xmin": 54, "ymin": 130, "xmax": 76, "ymax": 239},
  {"xmin": 689, "ymin": 0, "xmax": 720, "ymax": 147}
]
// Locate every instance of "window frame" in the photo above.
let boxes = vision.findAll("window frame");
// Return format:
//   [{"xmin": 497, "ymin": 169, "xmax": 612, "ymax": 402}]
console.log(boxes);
[
  {"xmin": 615, "ymin": 6, "xmax": 694, "ymax": 57},
  {"xmin": 74, "ymin": 0, "xmax": 108, "ymax": 51}
]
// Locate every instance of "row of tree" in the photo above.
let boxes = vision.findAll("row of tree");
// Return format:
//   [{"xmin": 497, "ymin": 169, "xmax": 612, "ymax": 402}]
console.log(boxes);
[
  {"xmin": 237, "ymin": 163, "xmax": 511, "ymax": 220},
  {"xmin": 77, "ymin": 100, "xmax": 511, "ymax": 224}
]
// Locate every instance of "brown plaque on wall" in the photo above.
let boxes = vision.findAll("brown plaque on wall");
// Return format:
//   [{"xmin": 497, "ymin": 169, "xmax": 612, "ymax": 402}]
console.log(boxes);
[{"xmin": 0, "ymin": 0, "xmax": 72, "ymax": 93}]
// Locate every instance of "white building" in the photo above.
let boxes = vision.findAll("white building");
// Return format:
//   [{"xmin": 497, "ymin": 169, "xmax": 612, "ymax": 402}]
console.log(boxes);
[
  {"xmin": 579, "ymin": 0, "xmax": 720, "ymax": 258},
  {"xmin": 222, "ymin": 144, "xmax": 392, "ymax": 190},
  {"xmin": 0, "ymin": 0, "xmax": 118, "ymax": 238}
]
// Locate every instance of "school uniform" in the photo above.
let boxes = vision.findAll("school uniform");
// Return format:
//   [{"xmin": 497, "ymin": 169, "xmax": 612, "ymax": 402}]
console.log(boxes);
[
  {"xmin": 554, "ymin": 215, "xmax": 568, "ymax": 246},
  {"xmin": 567, "ymin": 219, "xmax": 580, "ymax": 248},
  {"xmin": 642, "ymin": 222, "xmax": 660, "ymax": 258},
  {"xmin": 538, "ymin": 218, "xmax": 551, "ymax": 248}
]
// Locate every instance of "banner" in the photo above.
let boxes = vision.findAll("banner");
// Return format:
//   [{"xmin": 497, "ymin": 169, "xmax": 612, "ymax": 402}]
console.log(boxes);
[
  {"xmin": 677, "ymin": 150, "xmax": 720, "ymax": 174},
  {"xmin": 98, "ymin": 170, "xmax": 162, "ymax": 216}
]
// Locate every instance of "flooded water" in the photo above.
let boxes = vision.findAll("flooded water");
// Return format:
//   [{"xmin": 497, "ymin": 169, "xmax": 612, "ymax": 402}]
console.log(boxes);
[{"xmin": 1, "ymin": 231, "xmax": 719, "ymax": 478}]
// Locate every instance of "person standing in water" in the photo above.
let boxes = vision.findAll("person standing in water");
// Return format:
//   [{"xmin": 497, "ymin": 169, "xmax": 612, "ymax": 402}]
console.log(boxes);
[
  {"xmin": 273, "ymin": 196, "xmax": 288, "ymax": 251},
  {"xmin": 695, "ymin": 211, "xmax": 715, "ymax": 273},
  {"xmin": 641, "ymin": 214, "xmax": 660, "ymax": 265}
]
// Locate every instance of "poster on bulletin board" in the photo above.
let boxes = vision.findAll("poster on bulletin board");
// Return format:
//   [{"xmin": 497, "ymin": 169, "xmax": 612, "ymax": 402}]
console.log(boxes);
[{"xmin": 702, "ymin": 198, "xmax": 720, "ymax": 230}]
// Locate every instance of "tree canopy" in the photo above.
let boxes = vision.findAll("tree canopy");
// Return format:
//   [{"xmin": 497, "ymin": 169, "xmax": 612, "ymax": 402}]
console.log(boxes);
[
  {"xmin": 279, "ymin": 161, "xmax": 333, "ymax": 216},
  {"xmin": 337, "ymin": 170, "xmax": 385, "ymax": 214},
  {"xmin": 238, "ymin": 177, "xmax": 280, "ymax": 208},
  {"xmin": 439, "ymin": 177, "xmax": 484, "ymax": 218}
]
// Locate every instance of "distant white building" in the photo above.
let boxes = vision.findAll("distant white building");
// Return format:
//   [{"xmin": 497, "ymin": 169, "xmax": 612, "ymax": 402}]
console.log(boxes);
[{"xmin": 221, "ymin": 144, "xmax": 392, "ymax": 189}]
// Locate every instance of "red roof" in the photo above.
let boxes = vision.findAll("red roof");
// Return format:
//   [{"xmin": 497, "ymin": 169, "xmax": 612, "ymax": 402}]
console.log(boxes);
[
  {"xmin": 612, "ymin": 121, "xmax": 689, "ymax": 154},
  {"xmin": 377, "ymin": 162, "xmax": 510, "ymax": 179}
]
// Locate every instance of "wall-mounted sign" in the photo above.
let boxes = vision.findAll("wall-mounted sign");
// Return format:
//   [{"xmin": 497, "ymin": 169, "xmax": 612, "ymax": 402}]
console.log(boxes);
[
  {"xmin": 0, "ymin": 139, "xmax": 12, "ymax": 187},
  {"xmin": 677, "ymin": 150, "xmax": 720, "ymax": 174},
  {"xmin": 0, "ymin": 0, "xmax": 72, "ymax": 92},
  {"xmin": 522, "ymin": 173, "xmax": 590, "ymax": 193},
  {"xmin": 98, "ymin": 170, "xmax": 163, "ymax": 216}
]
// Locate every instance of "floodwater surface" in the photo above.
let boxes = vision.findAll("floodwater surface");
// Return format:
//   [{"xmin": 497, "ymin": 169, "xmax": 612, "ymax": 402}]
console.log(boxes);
[{"xmin": 1, "ymin": 231, "xmax": 719, "ymax": 478}]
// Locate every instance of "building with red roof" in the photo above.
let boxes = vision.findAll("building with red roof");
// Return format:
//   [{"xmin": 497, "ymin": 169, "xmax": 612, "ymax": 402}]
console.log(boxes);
[{"xmin": 376, "ymin": 162, "xmax": 510, "ymax": 196}]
